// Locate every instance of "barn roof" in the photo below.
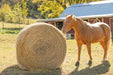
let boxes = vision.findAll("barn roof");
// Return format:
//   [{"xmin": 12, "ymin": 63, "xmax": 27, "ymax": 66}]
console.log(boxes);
[
  {"xmin": 37, "ymin": 17, "xmax": 65, "ymax": 22},
  {"xmin": 38, "ymin": 0, "xmax": 113, "ymax": 22},
  {"xmin": 60, "ymin": 0, "xmax": 113, "ymax": 18}
]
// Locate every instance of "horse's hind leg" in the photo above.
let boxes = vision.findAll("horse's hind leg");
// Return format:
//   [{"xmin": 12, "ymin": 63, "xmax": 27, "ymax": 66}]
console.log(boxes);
[
  {"xmin": 100, "ymin": 24, "xmax": 111, "ymax": 62},
  {"xmin": 100, "ymin": 39, "xmax": 111, "ymax": 62},
  {"xmin": 100, "ymin": 41, "xmax": 106, "ymax": 61}
]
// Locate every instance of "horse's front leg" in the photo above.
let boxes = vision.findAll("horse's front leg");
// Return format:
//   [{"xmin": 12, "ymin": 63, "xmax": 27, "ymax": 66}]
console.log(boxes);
[
  {"xmin": 75, "ymin": 42, "xmax": 82, "ymax": 67},
  {"xmin": 86, "ymin": 42, "xmax": 92, "ymax": 66}
]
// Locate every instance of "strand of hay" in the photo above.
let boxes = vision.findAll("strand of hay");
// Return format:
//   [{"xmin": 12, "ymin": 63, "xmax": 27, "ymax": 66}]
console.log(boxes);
[{"xmin": 16, "ymin": 23, "xmax": 66, "ymax": 71}]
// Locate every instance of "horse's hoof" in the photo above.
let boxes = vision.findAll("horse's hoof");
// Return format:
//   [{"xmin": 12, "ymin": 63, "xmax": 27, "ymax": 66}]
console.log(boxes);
[
  {"xmin": 102, "ymin": 59, "xmax": 107, "ymax": 64},
  {"xmin": 102, "ymin": 60, "xmax": 105, "ymax": 63},
  {"xmin": 75, "ymin": 61, "xmax": 79, "ymax": 67},
  {"xmin": 88, "ymin": 60, "xmax": 92, "ymax": 66}
]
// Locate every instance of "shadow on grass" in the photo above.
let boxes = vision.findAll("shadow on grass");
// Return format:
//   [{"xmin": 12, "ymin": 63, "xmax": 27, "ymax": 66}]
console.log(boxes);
[
  {"xmin": 0, "ymin": 61, "xmax": 110, "ymax": 75},
  {"xmin": 70, "ymin": 61, "xmax": 110, "ymax": 75},
  {"xmin": 0, "ymin": 28, "xmax": 23, "ymax": 34},
  {"xmin": 0, "ymin": 65, "xmax": 61, "ymax": 75}
]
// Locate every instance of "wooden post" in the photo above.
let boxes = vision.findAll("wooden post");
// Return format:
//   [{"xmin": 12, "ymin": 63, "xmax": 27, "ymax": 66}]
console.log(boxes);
[
  {"xmin": 18, "ymin": 15, "xmax": 20, "ymax": 31},
  {"xmin": 1, "ymin": 22, "xmax": 4, "ymax": 34},
  {"xmin": 2, "ymin": 22, "xmax": 4, "ymax": 29},
  {"xmin": 28, "ymin": 19, "xmax": 30, "ymax": 25}
]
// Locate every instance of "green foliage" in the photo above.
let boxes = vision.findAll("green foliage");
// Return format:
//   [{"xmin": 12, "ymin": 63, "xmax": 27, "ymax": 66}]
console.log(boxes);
[
  {"xmin": 0, "ymin": 0, "xmax": 19, "ymax": 8},
  {"xmin": 0, "ymin": 0, "xmax": 28, "ymax": 24},
  {"xmin": 13, "ymin": 1, "xmax": 28, "ymax": 23},
  {"xmin": 21, "ymin": 1, "xmax": 28, "ymax": 19},
  {"xmin": 0, "ymin": 4, "xmax": 11, "ymax": 21},
  {"xmin": 38, "ymin": 1, "xmax": 64, "ymax": 19},
  {"xmin": 26, "ymin": 0, "xmax": 39, "ymax": 18},
  {"xmin": 13, "ymin": 2, "xmax": 22, "ymax": 23},
  {"xmin": 0, "ymin": 9, "xmax": 5, "ymax": 21},
  {"xmin": 7, "ymin": 10, "xmax": 15, "ymax": 23}
]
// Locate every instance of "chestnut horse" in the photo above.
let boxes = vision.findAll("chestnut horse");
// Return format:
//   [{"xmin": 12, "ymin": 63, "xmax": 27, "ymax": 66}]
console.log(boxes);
[{"xmin": 62, "ymin": 14, "xmax": 111, "ymax": 66}]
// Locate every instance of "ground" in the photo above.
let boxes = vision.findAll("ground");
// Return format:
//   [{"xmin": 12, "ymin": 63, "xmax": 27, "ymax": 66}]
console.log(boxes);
[{"xmin": 0, "ymin": 22, "xmax": 113, "ymax": 75}]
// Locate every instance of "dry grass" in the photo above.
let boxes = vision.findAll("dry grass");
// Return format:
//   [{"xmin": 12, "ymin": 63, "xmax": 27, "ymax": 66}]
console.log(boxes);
[
  {"xmin": 0, "ymin": 22, "xmax": 113, "ymax": 75},
  {"xmin": 0, "ymin": 34, "xmax": 113, "ymax": 75}
]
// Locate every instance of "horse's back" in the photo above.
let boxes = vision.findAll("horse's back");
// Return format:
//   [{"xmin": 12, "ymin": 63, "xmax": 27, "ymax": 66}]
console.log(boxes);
[
  {"xmin": 93, "ymin": 22, "xmax": 110, "ymax": 28},
  {"xmin": 87, "ymin": 22, "xmax": 110, "ymax": 43},
  {"xmin": 91, "ymin": 22, "xmax": 110, "ymax": 33}
]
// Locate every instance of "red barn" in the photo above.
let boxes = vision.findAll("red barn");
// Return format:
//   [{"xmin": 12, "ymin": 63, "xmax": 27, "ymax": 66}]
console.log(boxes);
[{"xmin": 38, "ymin": 0, "xmax": 113, "ymax": 39}]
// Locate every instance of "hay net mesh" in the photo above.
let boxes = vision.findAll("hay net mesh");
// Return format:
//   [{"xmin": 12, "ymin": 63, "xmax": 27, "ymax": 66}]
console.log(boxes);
[{"xmin": 16, "ymin": 23, "xmax": 66, "ymax": 70}]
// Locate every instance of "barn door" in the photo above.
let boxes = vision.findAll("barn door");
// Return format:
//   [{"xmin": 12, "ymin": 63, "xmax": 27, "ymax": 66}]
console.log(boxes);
[
  {"xmin": 109, "ymin": 18, "xmax": 113, "ymax": 33},
  {"xmin": 56, "ymin": 22, "xmax": 63, "ymax": 30}
]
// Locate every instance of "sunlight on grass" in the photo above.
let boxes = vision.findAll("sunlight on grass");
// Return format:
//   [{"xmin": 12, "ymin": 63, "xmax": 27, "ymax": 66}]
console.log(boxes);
[{"xmin": 0, "ymin": 34, "xmax": 17, "ymax": 72}]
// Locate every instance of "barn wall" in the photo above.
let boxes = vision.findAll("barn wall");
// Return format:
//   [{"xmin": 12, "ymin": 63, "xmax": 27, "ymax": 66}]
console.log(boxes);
[
  {"xmin": 87, "ymin": 17, "xmax": 113, "ymax": 33},
  {"xmin": 104, "ymin": 17, "xmax": 109, "ymax": 25},
  {"xmin": 45, "ymin": 22, "xmax": 56, "ymax": 26},
  {"xmin": 109, "ymin": 18, "xmax": 113, "ymax": 33},
  {"xmin": 104, "ymin": 17, "xmax": 113, "ymax": 33}
]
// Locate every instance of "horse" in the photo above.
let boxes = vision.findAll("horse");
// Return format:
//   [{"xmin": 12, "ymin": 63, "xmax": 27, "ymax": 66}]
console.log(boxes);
[{"xmin": 62, "ymin": 14, "xmax": 111, "ymax": 66}]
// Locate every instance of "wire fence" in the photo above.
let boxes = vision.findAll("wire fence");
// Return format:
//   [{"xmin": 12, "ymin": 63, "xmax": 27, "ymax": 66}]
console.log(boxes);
[{"xmin": 0, "ymin": 19, "xmax": 37, "ymax": 34}]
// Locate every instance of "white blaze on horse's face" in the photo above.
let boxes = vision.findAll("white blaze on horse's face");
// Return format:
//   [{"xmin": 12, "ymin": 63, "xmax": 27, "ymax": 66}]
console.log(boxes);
[{"xmin": 62, "ymin": 15, "xmax": 73, "ymax": 34}]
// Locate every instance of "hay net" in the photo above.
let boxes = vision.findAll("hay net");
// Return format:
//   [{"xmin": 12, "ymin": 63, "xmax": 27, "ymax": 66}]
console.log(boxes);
[{"xmin": 16, "ymin": 23, "xmax": 66, "ymax": 71}]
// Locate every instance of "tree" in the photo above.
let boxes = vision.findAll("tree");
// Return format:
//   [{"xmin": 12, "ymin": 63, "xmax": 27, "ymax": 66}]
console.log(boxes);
[
  {"xmin": 0, "ymin": 4, "xmax": 11, "ymax": 21},
  {"xmin": 13, "ymin": 2, "xmax": 22, "ymax": 23},
  {"xmin": 25, "ymin": 0, "xmax": 39, "ymax": 18},
  {"xmin": 21, "ymin": 0, "xmax": 28, "ymax": 19},
  {"xmin": 0, "ymin": 9, "xmax": 5, "ymax": 21},
  {"xmin": 38, "ymin": 1, "xmax": 64, "ymax": 19},
  {"xmin": 7, "ymin": 10, "xmax": 15, "ymax": 23},
  {"xmin": 13, "ymin": 0, "xmax": 28, "ymax": 23},
  {"xmin": 0, "ymin": 0, "xmax": 19, "ymax": 8}
]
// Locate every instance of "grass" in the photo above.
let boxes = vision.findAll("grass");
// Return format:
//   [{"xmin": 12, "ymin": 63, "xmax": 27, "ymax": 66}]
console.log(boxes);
[{"xmin": 0, "ymin": 22, "xmax": 113, "ymax": 75}]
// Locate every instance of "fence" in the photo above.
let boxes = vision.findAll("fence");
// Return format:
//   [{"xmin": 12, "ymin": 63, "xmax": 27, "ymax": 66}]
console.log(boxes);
[{"xmin": 0, "ymin": 19, "xmax": 38, "ymax": 34}]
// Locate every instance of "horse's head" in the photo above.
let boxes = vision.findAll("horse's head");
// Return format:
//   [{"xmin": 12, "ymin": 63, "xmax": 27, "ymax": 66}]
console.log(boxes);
[{"xmin": 61, "ymin": 14, "xmax": 74, "ymax": 34}]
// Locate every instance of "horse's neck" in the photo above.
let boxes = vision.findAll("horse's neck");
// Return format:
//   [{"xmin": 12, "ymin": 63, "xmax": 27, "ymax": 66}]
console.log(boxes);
[{"xmin": 72, "ymin": 18, "xmax": 86, "ymax": 34}]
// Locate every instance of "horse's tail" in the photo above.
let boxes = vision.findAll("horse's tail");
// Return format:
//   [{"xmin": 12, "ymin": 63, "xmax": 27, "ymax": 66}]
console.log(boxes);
[{"xmin": 101, "ymin": 23, "xmax": 112, "ymax": 51}]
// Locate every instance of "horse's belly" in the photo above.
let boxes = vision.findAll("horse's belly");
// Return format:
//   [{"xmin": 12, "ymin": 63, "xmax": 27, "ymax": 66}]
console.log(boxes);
[
  {"xmin": 83, "ymin": 31, "xmax": 105, "ymax": 43},
  {"xmin": 91, "ymin": 31, "xmax": 105, "ymax": 43},
  {"xmin": 91, "ymin": 38, "xmax": 104, "ymax": 43}
]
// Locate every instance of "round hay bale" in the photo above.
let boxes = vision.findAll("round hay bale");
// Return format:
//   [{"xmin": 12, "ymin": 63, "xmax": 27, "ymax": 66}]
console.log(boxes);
[{"xmin": 16, "ymin": 23, "xmax": 66, "ymax": 71}]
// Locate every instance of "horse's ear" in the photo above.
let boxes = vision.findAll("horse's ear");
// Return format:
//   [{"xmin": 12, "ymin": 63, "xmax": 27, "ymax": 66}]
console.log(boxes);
[
  {"xmin": 65, "ymin": 14, "xmax": 67, "ymax": 17},
  {"xmin": 71, "ymin": 14, "xmax": 73, "ymax": 18}
]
